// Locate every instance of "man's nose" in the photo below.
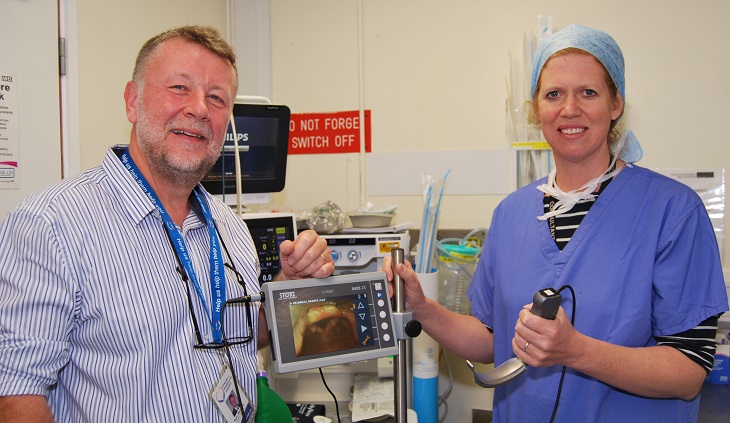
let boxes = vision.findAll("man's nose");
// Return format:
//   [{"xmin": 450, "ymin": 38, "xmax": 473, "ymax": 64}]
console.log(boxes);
[{"xmin": 185, "ymin": 91, "xmax": 211, "ymax": 121}]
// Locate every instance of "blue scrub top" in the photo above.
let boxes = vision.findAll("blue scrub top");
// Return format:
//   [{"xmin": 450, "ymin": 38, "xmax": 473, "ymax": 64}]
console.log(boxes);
[{"xmin": 469, "ymin": 165, "xmax": 728, "ymax": 422}]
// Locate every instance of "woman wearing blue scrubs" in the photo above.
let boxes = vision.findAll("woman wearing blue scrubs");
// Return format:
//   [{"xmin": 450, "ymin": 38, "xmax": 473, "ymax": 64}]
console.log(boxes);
[{"xmin": 384, "ymin": 24, "xmax": 728, "ymax": 422}]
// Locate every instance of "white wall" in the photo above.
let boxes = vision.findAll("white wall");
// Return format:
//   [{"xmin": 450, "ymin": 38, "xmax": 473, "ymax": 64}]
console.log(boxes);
[
  {"xmin": 268, "ymin": 0, "xmax": 730, "ymax": 265},
  {"xmin": 69, "ymin": 1, "xmax": 730, "ymax": 262},
  {"xmin": 0, "ymin": 1, "xmax": 62, "ymax": 218}
]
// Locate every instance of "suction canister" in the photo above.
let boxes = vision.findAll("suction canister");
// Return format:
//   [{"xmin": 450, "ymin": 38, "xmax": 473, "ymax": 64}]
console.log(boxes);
[{"xmin": 436, "ymin": 243, "xmax": 479, "ymax": 315}]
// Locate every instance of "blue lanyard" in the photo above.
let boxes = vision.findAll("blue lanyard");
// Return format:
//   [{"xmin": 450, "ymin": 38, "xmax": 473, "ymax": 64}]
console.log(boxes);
[{"xmin": 119, "ymin": 151, "xmax": 226, "ymax": 343}]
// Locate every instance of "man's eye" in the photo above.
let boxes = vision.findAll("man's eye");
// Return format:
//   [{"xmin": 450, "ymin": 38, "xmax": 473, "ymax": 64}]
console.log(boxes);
[
  {"xmin": 209, "ymin": 96, "xmax": 229, "ymax": 108},
  {"xmin": 546, "ymin": 91, "xmax": 559, "ymax": 98},
  {"xmin": 584, "ymin": 89, "xmax": 596, "ymax": 96}
]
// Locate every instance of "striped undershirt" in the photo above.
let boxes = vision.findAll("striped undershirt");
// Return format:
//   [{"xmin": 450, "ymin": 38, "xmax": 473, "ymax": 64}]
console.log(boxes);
[{"xmin": 543, "ymin": 176, "xmax": 718, "ymax": 373}]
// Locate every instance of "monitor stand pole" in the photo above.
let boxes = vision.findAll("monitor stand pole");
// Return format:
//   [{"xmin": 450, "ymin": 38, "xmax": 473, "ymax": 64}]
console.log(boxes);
[{"xmin": 391, "ymin": 248, "xmax": 422, "ymax": 423}]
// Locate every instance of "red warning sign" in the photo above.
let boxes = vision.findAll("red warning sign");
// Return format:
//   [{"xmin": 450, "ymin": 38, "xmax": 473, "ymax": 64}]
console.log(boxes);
[{"xmin": 288, "ymin": 110, "xmax": 371, "ymax": 155}]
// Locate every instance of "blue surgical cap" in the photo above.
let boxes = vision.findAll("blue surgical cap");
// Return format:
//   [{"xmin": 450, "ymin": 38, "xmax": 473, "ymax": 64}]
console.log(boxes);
[{"xmin": 530, "ymin": 24, "xmax": 625, "ymax": 101}]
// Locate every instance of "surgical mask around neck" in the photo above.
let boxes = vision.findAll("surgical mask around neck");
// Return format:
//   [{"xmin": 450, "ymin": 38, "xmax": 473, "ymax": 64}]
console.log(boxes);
[{"xmin": 536, "ymin": 131, "xmax": 641, "ymax": 221}]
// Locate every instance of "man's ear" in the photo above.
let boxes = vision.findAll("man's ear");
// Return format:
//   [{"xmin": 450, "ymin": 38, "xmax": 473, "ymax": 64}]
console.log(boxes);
[{"xmin": 124, "ymin": 81, "xmax": 139, "ymax": 124}]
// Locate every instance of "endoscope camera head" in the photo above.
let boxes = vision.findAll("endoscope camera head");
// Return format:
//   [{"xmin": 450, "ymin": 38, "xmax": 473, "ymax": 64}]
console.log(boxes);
[{"xmin": 531, "ymin": 288, "xmax": 562, "ymax": 320}]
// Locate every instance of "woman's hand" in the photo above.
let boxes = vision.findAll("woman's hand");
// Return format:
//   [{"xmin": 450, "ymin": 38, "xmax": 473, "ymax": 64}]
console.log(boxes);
[{"xmin": 381, "ymin": 256, "xmax": 427, "ymax": 312}]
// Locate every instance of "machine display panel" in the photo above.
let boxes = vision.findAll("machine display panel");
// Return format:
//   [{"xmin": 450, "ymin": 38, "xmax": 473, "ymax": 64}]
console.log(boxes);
[
  {"xmin": 200, "ymin": 103, "xmax": 290, "ymax": 195},
  {"xmin": 262, "ymin": 272, "xmax": 398, "ymax": 373},
  {"xmin": 241, "ymin": 213, "xmax": 297, "ymax": 285}
]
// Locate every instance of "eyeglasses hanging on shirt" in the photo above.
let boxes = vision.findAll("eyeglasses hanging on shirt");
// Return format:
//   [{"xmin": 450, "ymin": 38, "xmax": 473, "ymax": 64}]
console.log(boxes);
[{"xmin": 167, "ymin": 228, "xmax": 255, "ymax": 349}]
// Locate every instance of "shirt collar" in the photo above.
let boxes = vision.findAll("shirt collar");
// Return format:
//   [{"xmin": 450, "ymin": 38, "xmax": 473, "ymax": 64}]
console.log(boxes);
[
  {"xmin": 102, "ymin": 148, "xmax": 226, "ymax": 228},
  {"xmin": 103, "ymin": 148, "xmax": 155, "ymax": 225}
]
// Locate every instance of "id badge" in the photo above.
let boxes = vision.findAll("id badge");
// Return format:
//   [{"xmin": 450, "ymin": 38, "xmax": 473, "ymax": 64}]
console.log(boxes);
[{"xmin": 209, "ymin": 365, "xmax": 254, "ymax": 423}]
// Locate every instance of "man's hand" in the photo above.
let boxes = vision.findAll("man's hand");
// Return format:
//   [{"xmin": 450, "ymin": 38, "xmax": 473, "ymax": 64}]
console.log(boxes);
[
  {"xmin": 0, "ymin": 395, "xmax": 54, "ymax": 423},
  {"xmin": 277, "ymin": 230, "xmax": 334, "ymax": 280}
]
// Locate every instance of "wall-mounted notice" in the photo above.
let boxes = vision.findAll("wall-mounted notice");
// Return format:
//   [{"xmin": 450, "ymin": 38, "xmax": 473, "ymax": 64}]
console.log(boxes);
[
  {"xmin": 0, "ymin": 72, "xmax": 19, "ymax": 188},
  {"xmin": 288, "ymin": 110, "xmax": 371, "ymax": 155}
]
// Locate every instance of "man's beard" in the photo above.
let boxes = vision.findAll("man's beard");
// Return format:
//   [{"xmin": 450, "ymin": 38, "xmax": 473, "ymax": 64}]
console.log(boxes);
[{"xmin": 135, "ymin": 107, "xmax": 223, "ymax": 187}]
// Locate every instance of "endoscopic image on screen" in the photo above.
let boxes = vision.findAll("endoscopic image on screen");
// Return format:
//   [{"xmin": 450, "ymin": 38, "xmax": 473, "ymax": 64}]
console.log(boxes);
[{"xmin": 289, "ymin": 299, "xmax": 359, "ymax": 357}]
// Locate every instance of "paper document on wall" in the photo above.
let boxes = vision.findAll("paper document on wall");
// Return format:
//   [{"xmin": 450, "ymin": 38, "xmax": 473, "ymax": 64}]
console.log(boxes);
[{"xmin": 0, "ymin": 71, "xmax": 19, "ymax": 188}]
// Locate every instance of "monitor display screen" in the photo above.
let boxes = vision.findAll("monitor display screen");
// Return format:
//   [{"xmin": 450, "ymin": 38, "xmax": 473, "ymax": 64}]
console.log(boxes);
[
  {"xmin": 262, "ymin": 272, "xmax": 398, "ymax": 373},
  {"xmin": 200, "ymin": 103, "xmax": 290, "ymax": 195},
  {"xmin": 241, "ymin": 213, "xmax": 297, "ymax": 285},
  {"xmin": 288, "ymin": 294, "xmax": 372, "ymax": 357}
]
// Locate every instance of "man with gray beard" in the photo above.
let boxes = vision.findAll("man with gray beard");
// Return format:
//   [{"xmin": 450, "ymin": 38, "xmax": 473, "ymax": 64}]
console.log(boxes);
[{"xmin": 0, "ymin": 25, "xmax": 333, "ymax": 422}]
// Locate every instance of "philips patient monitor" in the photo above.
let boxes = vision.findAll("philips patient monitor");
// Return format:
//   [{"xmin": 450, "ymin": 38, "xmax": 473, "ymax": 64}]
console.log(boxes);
[
  {"xmin": 240, "ymin": 212, "xmax": 297, "ymax": 286},
  {"xmin": 261, "ymin": 272, "xmax": 398, "ymax": 373}
]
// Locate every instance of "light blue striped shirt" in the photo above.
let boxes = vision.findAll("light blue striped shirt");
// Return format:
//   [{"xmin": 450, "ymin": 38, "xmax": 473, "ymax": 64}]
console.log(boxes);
[{"xmin": 0, "ymin": 148, "xmax": 262, "ymax": 422}]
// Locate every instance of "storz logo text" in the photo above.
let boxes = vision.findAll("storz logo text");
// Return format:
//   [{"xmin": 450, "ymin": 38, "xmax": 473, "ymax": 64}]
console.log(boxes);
[
  {"xmin": 1, "ymin": 76, "xmax": 12, "ymax": 82},
  {"xmin": 279, "ymin": 291, "xmax": 296, "ymax": 300}
]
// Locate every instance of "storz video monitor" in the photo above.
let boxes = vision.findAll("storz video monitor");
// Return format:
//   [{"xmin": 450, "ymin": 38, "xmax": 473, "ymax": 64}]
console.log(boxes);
[
  {"xmin": 262, "ymin": 272, "xmax": 398, "ymax": 373},
  {"xmin": 241, "ymin": 213, "xmax": 297, "ymax": 285},
  {"xmin": 200, "ymin": 103, "xmax": 290, "ymax": 195}
]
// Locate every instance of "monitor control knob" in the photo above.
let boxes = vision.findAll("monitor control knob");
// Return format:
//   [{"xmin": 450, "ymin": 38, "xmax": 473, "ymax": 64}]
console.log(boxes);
[
  {"xmin": 405, "ymin": 320, "xmax": 422, "ymax": 338},
  {"xmin": 331, "ymin": 250, "xmax": 341, "ymax": 262},
  {"xmin": 347, "ymin": 250, "xmax": 360, "ymax": 262}
]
